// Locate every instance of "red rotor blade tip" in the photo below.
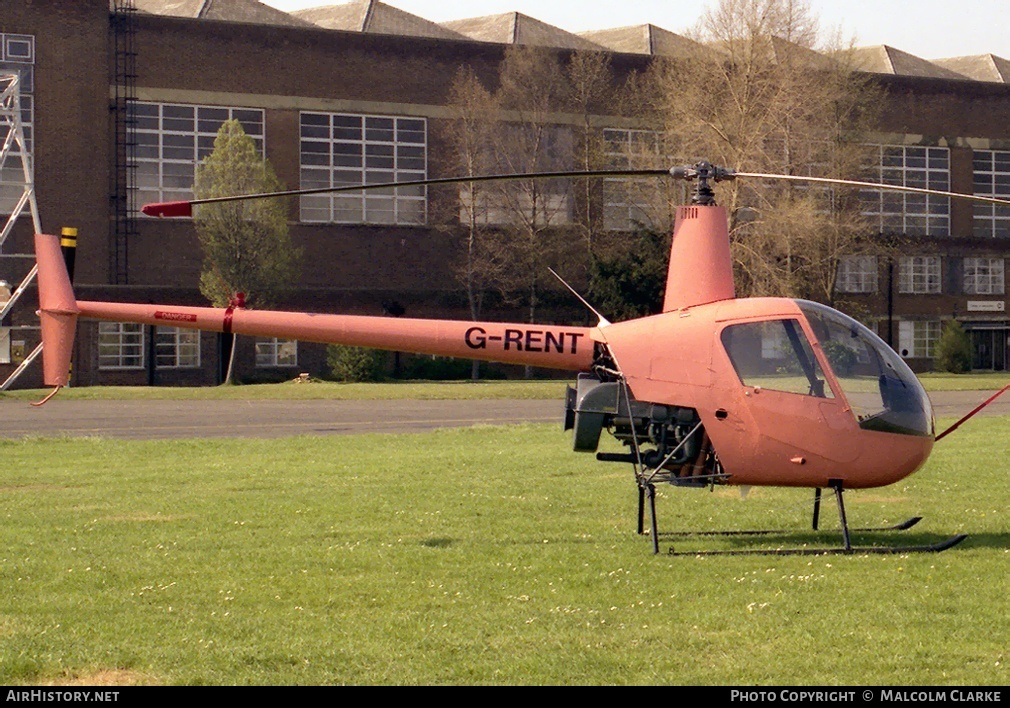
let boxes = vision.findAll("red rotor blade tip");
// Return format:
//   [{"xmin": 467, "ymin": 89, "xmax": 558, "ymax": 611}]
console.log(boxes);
[{"xmin": 141, "ymin": 200, "xmax": 193, "ymax": 218}]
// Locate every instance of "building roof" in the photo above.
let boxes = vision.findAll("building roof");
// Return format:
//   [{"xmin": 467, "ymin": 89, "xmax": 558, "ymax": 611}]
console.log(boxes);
[
  {"xmin": 935, "ymin": 54, "xmax": 1010, "ymax": 83},
  {"xmin": 578, "ymin": 24, "xmax": 704, "ymax": 58},
  {"xmin": 135, "ymin": 0, "xmax": 314, "ymax": 27},
  {"xmin": 293, "ymin": 0, "xmax": 466, "ymax": 41},
  {"xmin": 132, "ymin": 3, "xmax": 1010, "ymax": 88},
  {"xmin": 441, "ymin": 12, "xmax": 604, "ymax": 51},
  {"xmin": 851, "ymin": 45, "xmax": 970, "ymax": 80}
]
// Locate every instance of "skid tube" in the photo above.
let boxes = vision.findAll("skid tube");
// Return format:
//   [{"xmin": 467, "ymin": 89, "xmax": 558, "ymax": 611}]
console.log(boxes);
[{"xmin": 647, "ymin": 481, "xmax": 967, "ymax": 557}]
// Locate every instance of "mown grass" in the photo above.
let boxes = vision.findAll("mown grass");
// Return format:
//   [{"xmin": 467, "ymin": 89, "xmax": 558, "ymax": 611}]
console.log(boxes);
[
  {"xmin": 1, "ymin": 371, "xmax": 1008, "ymax": 404},
  {"xmin": 916, "ymin": 371, "xmax": 1010, "ymax": 391},
  {"xmin": 1, "ymin": 418, "xmax": 1008, "ymax": 685}
]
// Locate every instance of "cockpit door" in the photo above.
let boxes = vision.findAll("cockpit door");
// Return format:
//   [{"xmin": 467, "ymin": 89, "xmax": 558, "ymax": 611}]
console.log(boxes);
[{"xmin": 720, "ymin": 318, "xmax": 860, "ymax": 464}]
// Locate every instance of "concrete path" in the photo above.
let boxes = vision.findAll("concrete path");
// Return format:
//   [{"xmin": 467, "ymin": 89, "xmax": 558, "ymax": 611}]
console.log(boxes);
[
  {"xmin": 0, "ymin": 389, "xmax": 1006, "ymax": 440},
  {"xmin": 0, "ymin": 398, "xmax": 564, "ymax": 440}
]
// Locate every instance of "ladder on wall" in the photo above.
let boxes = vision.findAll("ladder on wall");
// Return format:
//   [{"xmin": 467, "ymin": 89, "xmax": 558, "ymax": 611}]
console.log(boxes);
[{"xmin": 0, "ymin": 71, "xmax": 44, "ymax": 390}]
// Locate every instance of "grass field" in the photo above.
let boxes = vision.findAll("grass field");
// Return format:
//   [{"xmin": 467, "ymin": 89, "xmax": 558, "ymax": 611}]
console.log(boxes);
[
  {"xmin": 1, "ymin": 370, "xmax": 1008, "ymax": 404},
  {"xmin": 2, "ymin": 413, "xmax": 1008, "ymax": 685}
]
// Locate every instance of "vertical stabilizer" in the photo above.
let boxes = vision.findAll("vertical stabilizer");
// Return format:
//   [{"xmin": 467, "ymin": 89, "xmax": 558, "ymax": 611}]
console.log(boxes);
[
  {"xmin": 34, "ymin": 233, "xmax": 79, "ymax": 386},
  {"xmin": 662, "ymin": 205, "xmax": 735, "ymax": 312}
]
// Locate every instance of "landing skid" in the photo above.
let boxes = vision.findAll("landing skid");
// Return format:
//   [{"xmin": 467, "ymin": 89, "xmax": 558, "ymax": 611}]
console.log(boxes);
[
  {"xmin": 637, "ymin": 481, "xmax": 967, "ymax": 556},
  {"xmin": 659, "ymin": 516, "xmax": 923, "ymax": 537},
  {"xmin": 667, "ymin": 534, "xmax": 968, "ymax": 557}
]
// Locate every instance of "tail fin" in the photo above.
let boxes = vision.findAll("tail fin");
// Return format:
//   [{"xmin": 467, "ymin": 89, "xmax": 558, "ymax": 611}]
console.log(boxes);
[{"xmin": 34, "ymin": 232, "xmax": 79, "ymax": 387}]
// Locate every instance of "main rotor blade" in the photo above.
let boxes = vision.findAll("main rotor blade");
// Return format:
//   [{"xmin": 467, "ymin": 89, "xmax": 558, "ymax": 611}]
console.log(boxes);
[
  {"xmin": 141, "ymin": 168, "xmax": 673, "ymax": 218},
  {"xmin": 736, "ymin": 171, "xmax": 1010, "ymax": 208},
  {"xmin": 141, "ymin": 161, "xmax": 1010, "ymax": 217}
]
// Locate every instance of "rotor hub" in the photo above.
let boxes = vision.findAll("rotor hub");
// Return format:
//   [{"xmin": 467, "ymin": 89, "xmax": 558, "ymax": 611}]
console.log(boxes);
[{"xmin": 670, "ymin": 161, "xmax": 737, "ymax": 206}]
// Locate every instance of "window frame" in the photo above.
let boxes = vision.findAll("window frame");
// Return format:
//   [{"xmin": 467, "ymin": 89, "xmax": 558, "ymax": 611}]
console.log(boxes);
[
  {"xmin": 154, "ymin": 326, "xmax": 201, "ymax": 369},
  {"xmin": 299, "ymin": 112, "xmax": 427, "ymax": 225},
  {"xmin": 898, "ymin": 255, "xmax": 942, "ymax": 294},
  {"xmin": 963, "ymin": 257, "xmax": 1005, "ymax": 295},
  {"xmin": 862, "ymin": 145, "xmax": 950, "ymax": 236},
  {"xmin": 897, "ymin": 320, "xmax": 942, "ymax": 359},
  {"xmin": 255, "ymin": 337, "xmax": 298, "ymax": 367},
  {"xmin": 0, "ymin": 32, "xmax": 35, "ymax": 216},
  {"xmin": 601, "ymin": 127, "xmax": 673, "ymax": 232},
  {"xmin": 972, "ymin": 150, "xmax": 1010, "ymax": 238},
  {"xmin": 98, "ymin": 322, "xmax": 145, "ymax": 370},
  {"xmin": 130, "ymin": 102, "xmax": 265, "ymax": 216},
  {"xmin": 835, "ymin": 255, "xmax": 879, "ymax": 294}
]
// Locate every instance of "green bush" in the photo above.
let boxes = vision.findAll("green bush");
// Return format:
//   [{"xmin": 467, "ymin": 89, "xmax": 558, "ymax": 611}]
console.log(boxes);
[
  {"xmin": 822, "ymin": 340, "xmax": 858, "ymax": 376},
  {"xmin": 326, "ymin": 344, "xmax": 387, "ymax": 382},
  {"xmin": 934, "ymin": 320, "xmax": 973, "ymax": 373},
  {"xmin": 397, "ymin": 355, "xmax": 507, "ymax": 381}
]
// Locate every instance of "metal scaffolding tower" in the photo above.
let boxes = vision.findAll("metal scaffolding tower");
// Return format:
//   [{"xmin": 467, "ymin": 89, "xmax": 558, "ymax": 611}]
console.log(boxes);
[{"xmin": 0, "ymin": 71, "xmax": 43, "ymax": 390}]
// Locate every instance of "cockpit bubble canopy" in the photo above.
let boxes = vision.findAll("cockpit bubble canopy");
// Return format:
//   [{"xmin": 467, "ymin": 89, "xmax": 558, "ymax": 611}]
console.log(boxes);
[{"xmin": 798, "ymin": 300, "xmax": 933, "ymax": 437}]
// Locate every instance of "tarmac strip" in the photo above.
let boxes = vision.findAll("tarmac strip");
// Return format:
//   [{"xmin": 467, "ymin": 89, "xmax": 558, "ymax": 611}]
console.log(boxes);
[{"xmin": 0, "ymin": 390, "xmax": 1007, "ymax": 441}]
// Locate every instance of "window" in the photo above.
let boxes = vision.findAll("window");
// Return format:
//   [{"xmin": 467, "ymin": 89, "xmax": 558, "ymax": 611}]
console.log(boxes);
[
  {"xmin": 155, "ymin": 327, "xmax": 200, "ymax": 368},
  {"xmin": 0, "ymin": 33, "xmax": 34, "ymax": 215},
  {"xmin": 300, "ymin": 112, "xmax": 426, "ymax": 225},
  {"xmin": 602, "ymin": 128, "xmax": 674, "ymax": 231},
  {"xmin": 458, "ymin": 184, "xmax": 571, "ymax": 226},
  {"xmin": 972, "ymin": 150, "xmax": 1010, "ymax": 238},
  {"xmin": 963, "ymin": 257, "xmax": 1004, "ymax": 295},
  {"xmin": 835, "ymin": 255, "xmax": 878, "ymax": 294},
  {"xmin": 898, "ymin": 256, "xmax": 941, "ymax": 294},
  {"xmin": 98, "ymin": 322, "xmax": 144, "ymax": 369},
  {"xmin": 862, "ymin": 145, "xmax": 949, "ymax": 236},
  {"xmin": 459, "ymin": 123, "xmax": 573, "ymax": 228},
  {"xmin": 131, "ymin": 102, "xmax": 265, "ymax": 214},
  {"xmin": 800, "ymin": 301, "xmax": 932, "ymax": 436},
  {"xmin": 256, "ymin": 338, "xmax": 297, "ymax": 367},
  {"xmin": 721, "ymin": 319, "xmax": 833, "ymax": 398},
  {"xmin": 898, "ymin": 320, "xmax": 941, "ymax": 359}
]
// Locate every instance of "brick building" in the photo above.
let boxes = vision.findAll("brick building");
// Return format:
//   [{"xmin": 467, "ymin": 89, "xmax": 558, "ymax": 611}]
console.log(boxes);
[{"xmin": 1, "ymin": 0, "xmax": 1009, "ymax": 387}]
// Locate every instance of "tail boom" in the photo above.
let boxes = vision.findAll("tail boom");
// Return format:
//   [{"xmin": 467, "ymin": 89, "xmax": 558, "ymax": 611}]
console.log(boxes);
[{"xmin": 76, "ymin": 300, "xmax": 598, "ymax": 372}]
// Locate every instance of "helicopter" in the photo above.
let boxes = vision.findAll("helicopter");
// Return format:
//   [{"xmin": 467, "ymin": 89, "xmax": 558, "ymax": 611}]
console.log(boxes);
[{"xmin": 30, "ymin": 161, "xmax": 1010, "ymax": 556}]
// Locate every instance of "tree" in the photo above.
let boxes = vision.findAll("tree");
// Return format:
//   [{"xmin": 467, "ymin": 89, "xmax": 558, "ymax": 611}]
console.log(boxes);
[
  {"xmin": 934, "ymin": 320, "xmax": 973, "ymax": 373},
  {"xmin": 326, "ymin": 344, "xmax": 386, "ymax": 382},
  {"xmin": 485, "ymin": 45, "xmax": 575, "ymax": 339},
  {"xmin": 645, "ymin": 0, "xmax": 881, "ymax": 302},
  {"xmin": 443, "ymin": 66, "xmax": 504, "ymax": 380},
  {"xmin": 193, "ymin": 119, "xmax": 300, "ymax": 383},
  {"xmin": 587, "ymin": 226, "xmax": 671, "ymax": 321},
  {"xmin": 563, "ymin": 50, "xmax": 617, "ymax": 257},
  {"xmin": 439, "ymin": 47, "xmax": 583, "ymax": 377}
]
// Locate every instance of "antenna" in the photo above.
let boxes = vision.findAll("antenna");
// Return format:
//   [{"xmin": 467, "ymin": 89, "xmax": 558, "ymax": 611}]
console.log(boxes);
[{"xmin": 548, "ymin": 267, "xmax": 611, "ymax": 327}]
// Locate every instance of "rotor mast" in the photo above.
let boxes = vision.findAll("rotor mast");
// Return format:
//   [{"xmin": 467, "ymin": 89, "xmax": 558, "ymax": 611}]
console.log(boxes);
[{"xmin": 662, "ymin": 162, "xmax": 737, "ymax": 312}]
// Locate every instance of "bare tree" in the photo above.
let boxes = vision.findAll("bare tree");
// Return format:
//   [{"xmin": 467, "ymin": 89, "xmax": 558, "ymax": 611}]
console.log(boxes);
[
  {"xmin": 442, "ymin": 66, "xmax": 503, "ymax": 379},
  {"xmin": 444, "ymin": 67, "xmax": 501, "ymax": 324},
  {"xmin": 484, "ymin": 46, "xmax": 576, "ymax": 331},
  {"xmin": 646, "ymin": 0, "xmax": 881, "ymax": 301},
  {"xmin": 563, "ymin": 50, "xmax": 615, "ymax": 257}
]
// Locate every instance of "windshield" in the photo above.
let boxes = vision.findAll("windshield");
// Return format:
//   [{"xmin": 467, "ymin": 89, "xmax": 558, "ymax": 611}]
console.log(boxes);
[{"xmin": 798, "ymin": 301, "xmax": 933, "ymax": 437}]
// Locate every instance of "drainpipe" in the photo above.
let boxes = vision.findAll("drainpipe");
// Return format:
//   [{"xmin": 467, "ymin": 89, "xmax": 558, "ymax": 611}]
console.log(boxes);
[{"xmin": 887, "ymin": 258, "xmax": 894, "ymax": 347}]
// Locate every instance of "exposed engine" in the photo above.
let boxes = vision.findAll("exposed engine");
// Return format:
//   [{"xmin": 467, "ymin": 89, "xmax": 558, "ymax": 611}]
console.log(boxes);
[{"xmin": 564, "ymin": 373, "xmax": 719, "ymax": 486}]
